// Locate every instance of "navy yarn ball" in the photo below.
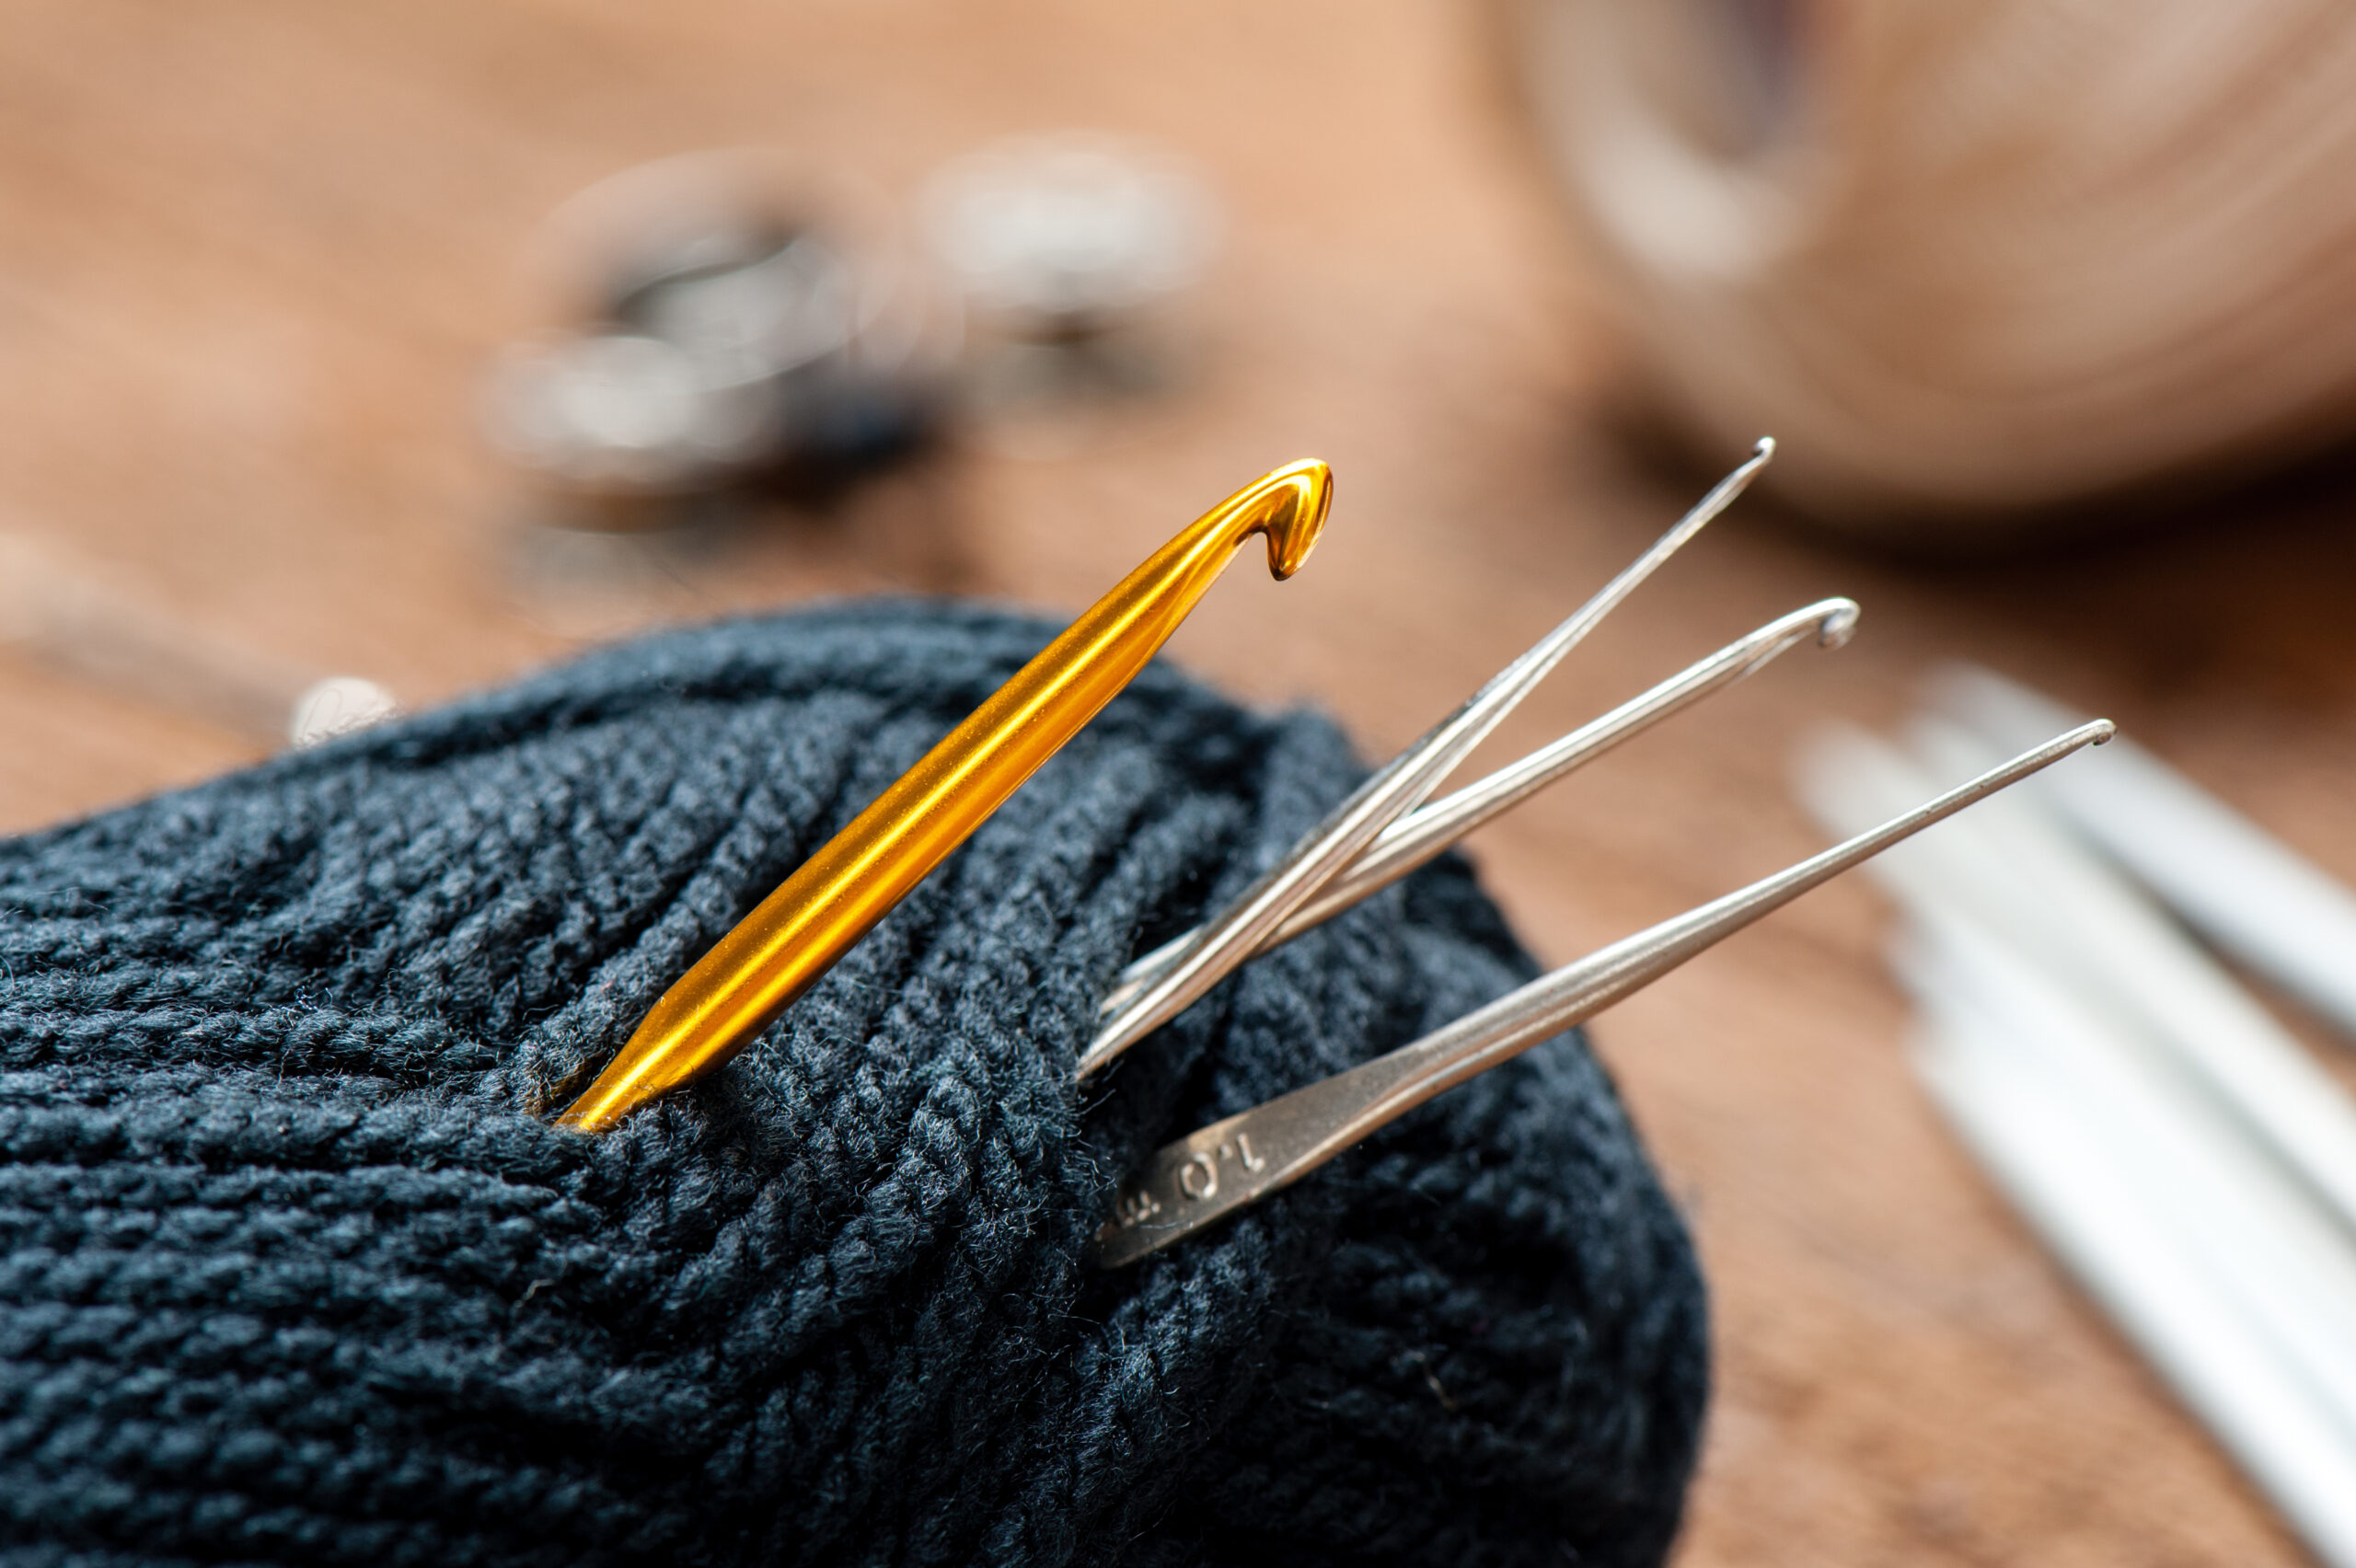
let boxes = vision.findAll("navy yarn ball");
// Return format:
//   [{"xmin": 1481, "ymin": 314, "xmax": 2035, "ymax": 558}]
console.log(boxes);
[{"xmin": 0, "ymin": 600, "xmax": 1708, "ymax": 1567}]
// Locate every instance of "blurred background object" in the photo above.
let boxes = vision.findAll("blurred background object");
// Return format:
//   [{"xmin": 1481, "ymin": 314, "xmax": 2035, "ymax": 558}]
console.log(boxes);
[
  {"xmin": 1504, "ymin": 0, "xmax": 2356, "ymax": 531},
  {"xmin": 926, "ymin": 133, "xmax": 1218, "ymax": 341},
  {"xmin": 924, "ymin": 132, "xmax": 1220, "ymax": 445},
  {"xmin": 485, "ymin": 150, "xmax": 957, "ymax": 521},
  {"xmin": 0, "ymin": 530, "xmax": 395, "ymax": 749},
  {"xmin": 287, "ymin": 674, "xmax": 402, "ymax": 748},
  {"xmin": 1799, "ymin": 667, "xmax": 2356, "ymax": 1565},
  {"xmin": 485, "ymin": 134, "xmax": 1221, "ymax": 516}
]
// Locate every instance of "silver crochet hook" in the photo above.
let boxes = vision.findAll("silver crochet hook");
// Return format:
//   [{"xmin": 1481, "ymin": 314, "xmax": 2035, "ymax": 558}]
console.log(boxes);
[
  {"xmin": 1094, "ymin": 719, "xmax": 2116, "ymax": 1267},
  {"xmin": 1093, "ymin": 594, "xmax": 1860, "ymax": 1022},
  {"xmin": 1079, "ymin": 438, "xmax": 1777, "ymax": 1078}
]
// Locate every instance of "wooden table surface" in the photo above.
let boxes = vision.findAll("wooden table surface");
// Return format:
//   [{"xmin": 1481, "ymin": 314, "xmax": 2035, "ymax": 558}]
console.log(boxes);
[{"xmin": 6, "ymin": 3, "xmax": 2356, "ymax": 1562}]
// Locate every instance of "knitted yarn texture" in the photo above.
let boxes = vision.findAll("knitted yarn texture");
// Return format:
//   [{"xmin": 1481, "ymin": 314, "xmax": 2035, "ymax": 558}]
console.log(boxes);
[{"xmin": 0, "ymin": 600, "xmax": 1708, "ymax": 1568}]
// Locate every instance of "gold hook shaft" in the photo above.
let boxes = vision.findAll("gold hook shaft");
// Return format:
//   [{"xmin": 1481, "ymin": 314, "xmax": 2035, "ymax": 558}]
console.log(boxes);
[{"xmin": 557, "ymin": 459, "xmax": 1334, "ymax": 1131}]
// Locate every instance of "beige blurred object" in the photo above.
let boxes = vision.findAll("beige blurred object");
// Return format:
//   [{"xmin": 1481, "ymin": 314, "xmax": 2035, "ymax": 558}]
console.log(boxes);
[
  {"xmin": 1504, "ymin": 0, "xmax": 2356, "ymax": 528},
  {"xmin": 0, "ymin": 531, "xmax": 395, "ymax": 749}
]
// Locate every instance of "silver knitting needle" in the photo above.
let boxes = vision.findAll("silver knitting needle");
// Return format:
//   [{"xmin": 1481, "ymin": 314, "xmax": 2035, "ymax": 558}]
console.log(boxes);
[
  {"xmin": 1093, "ymin": 718, "xmax": 2115, "ymax": 1267},
  {"xmin": 1078, "ymin": 438, "xmax": 1777, "ymax": 1079},
  {"xmin": 1094, "ymin": 594, "xmax": 1859, "ymax": 1022}
]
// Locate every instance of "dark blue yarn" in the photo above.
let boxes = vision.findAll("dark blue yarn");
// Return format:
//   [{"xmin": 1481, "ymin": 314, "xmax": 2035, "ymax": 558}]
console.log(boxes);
[{"xmin": 0, "ymin": 599, "xmax": 1708, "ymax": 1568}]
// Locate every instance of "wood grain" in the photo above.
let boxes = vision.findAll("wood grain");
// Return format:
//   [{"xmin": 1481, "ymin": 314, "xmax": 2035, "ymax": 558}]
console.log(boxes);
[{"xmin": 3, "ymin": 2, "xmax": 2351, "ymax": 1561}]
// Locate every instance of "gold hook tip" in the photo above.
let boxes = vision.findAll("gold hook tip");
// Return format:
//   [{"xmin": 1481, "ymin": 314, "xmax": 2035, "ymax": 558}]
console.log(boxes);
[{"xmin": 1234, "ymin": 458, "xmax": 1332, "ymax": 581}]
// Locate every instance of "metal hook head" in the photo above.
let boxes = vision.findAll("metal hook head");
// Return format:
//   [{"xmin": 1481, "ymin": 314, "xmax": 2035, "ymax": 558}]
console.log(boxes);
[{"xmin": 1233, "ymin": 458, "xmax": 1332, "ymax": 580}]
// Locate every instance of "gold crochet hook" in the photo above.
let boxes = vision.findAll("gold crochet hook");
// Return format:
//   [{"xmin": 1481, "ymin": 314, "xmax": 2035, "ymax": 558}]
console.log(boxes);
[{"xmin": 557, "ymin": 459, "xmax": 1334, "ymax": 1131}]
